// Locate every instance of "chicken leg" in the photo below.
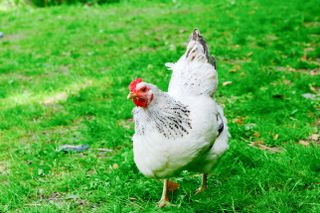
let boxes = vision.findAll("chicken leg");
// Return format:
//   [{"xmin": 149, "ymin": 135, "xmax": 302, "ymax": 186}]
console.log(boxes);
[
  {"xmin": 195, "ymin": 173, "xmax": 207, "ymax": 194},
  {"xmin": 158, "ymin": 179, "xmax": 170, "ymax": 208}
]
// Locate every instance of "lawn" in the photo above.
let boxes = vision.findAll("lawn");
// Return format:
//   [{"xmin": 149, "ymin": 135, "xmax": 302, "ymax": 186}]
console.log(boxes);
[{"xmin": 0, "ymin": 0, "xmax": 319, "ymax": 212}]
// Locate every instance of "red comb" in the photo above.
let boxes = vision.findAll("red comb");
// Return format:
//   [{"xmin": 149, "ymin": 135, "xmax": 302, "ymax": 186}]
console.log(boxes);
[{"xmin": 129, "ymin": 78, "xmax": 142, "ymax": 91}]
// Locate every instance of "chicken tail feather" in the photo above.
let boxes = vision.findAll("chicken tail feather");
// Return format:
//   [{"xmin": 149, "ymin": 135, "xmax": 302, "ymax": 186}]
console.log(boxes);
[{"xmin": 186, "ymin": 29, "xmax": 210, "ymax": 63}]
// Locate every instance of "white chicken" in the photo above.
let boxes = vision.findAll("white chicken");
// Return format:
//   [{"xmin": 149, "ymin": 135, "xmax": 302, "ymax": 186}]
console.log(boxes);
[{"xmin": 127, "ymin": 29, "xmax": 229, "ymax": 207}]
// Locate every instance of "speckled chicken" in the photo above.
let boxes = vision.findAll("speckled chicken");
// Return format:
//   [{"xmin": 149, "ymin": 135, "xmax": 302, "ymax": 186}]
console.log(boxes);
[{"xmin": 127, "ymin": 29, "xmax": 229, "ymax": 207}]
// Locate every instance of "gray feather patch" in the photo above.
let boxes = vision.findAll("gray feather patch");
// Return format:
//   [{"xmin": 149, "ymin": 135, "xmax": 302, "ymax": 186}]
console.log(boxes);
[{"xmin": 133, "ymin": 94, "xmax": 192, "ymax": 139}]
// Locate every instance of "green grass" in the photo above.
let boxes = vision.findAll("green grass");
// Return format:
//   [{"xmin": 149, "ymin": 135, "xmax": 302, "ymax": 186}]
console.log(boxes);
[{"xmin": 0, "ymin": 0, "xmax": 319, "ymax": 212}]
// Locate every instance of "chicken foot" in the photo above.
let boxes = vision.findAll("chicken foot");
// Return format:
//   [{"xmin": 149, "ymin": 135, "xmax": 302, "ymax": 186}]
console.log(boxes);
[
  {"xmin": 195, "ymin": 173, "xmax": 208, "ymax": 194},
  {"xmin": 158, "ymin": 179, "xmax": 170, "ymax": 208}
]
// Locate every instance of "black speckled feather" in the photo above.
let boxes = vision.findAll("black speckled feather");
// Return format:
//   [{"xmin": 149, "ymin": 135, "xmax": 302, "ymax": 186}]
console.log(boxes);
[{"xmin": 133, "ymin": 93, "xmax": 192, "ymax": 139}]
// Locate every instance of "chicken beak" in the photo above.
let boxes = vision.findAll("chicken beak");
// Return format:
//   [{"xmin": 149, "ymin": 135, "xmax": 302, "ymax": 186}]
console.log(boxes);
[{"xmin": 127, "ymin": 92, "xmax": 136, "ymax": 100}]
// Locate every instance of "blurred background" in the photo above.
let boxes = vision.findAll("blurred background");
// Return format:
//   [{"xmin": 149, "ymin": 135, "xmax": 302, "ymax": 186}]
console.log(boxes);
[
  {"xmin": 0, "ymin": 0, "xmax": 319, "ymax": 212},
  {"xmin": 1, "ymin": 0, "xmax": 119, "ymax": 9}
]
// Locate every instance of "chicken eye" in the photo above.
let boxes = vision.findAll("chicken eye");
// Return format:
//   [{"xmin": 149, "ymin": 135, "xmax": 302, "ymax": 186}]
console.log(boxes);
[{"xmin": 141, "ymin": 87, "xmax": 147, "ymax": 92}]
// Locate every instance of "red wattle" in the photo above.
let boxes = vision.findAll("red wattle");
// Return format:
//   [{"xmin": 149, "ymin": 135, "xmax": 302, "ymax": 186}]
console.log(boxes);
[{"xmin": 133, "ymin": 98, "xmax": 147, "ymax": 108}]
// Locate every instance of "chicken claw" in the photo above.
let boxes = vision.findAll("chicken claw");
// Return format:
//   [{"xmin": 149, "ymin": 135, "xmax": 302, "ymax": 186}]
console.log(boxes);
[
  {"xmin": 158, "ymin": 179, "xmax": 170, "ymax": 208},
  {"xmin": 195, "ymin": 173, "xmax": 207, "ymax": 195}
]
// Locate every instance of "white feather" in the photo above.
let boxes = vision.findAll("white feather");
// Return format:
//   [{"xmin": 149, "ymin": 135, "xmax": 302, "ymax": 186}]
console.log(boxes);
[
  {"xmin": 168, "ymin": 54, "xmax": 218, "ymax": 97},
  {"xmin": 133, "ymin": 95, "xmax": 226, "ymax": 178}
]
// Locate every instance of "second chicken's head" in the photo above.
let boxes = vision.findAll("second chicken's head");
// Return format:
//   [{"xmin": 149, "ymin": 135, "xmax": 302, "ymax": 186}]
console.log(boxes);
[{"xmin": 128, "ymin": 78, "xmax": 155, "ymax": 108}]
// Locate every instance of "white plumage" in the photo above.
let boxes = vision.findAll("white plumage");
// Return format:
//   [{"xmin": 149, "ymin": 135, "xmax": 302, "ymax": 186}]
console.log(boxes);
[
  {"xmin": 133, "ymin": 93, "xmax": 228, "ymax": 178},
  {"xmin": 128, "ymin": 29, "xmax": 229, "ymax": 207}
]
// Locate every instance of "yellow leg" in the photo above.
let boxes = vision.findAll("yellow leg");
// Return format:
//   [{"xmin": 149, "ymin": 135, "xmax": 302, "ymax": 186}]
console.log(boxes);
[
  {"xmin": 158, "ymin": 179, "xmax": 170, "ymax": 208},
  {"xmin": 195, "ymin": 173, "xmax": 207, "ymax": 194}
]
